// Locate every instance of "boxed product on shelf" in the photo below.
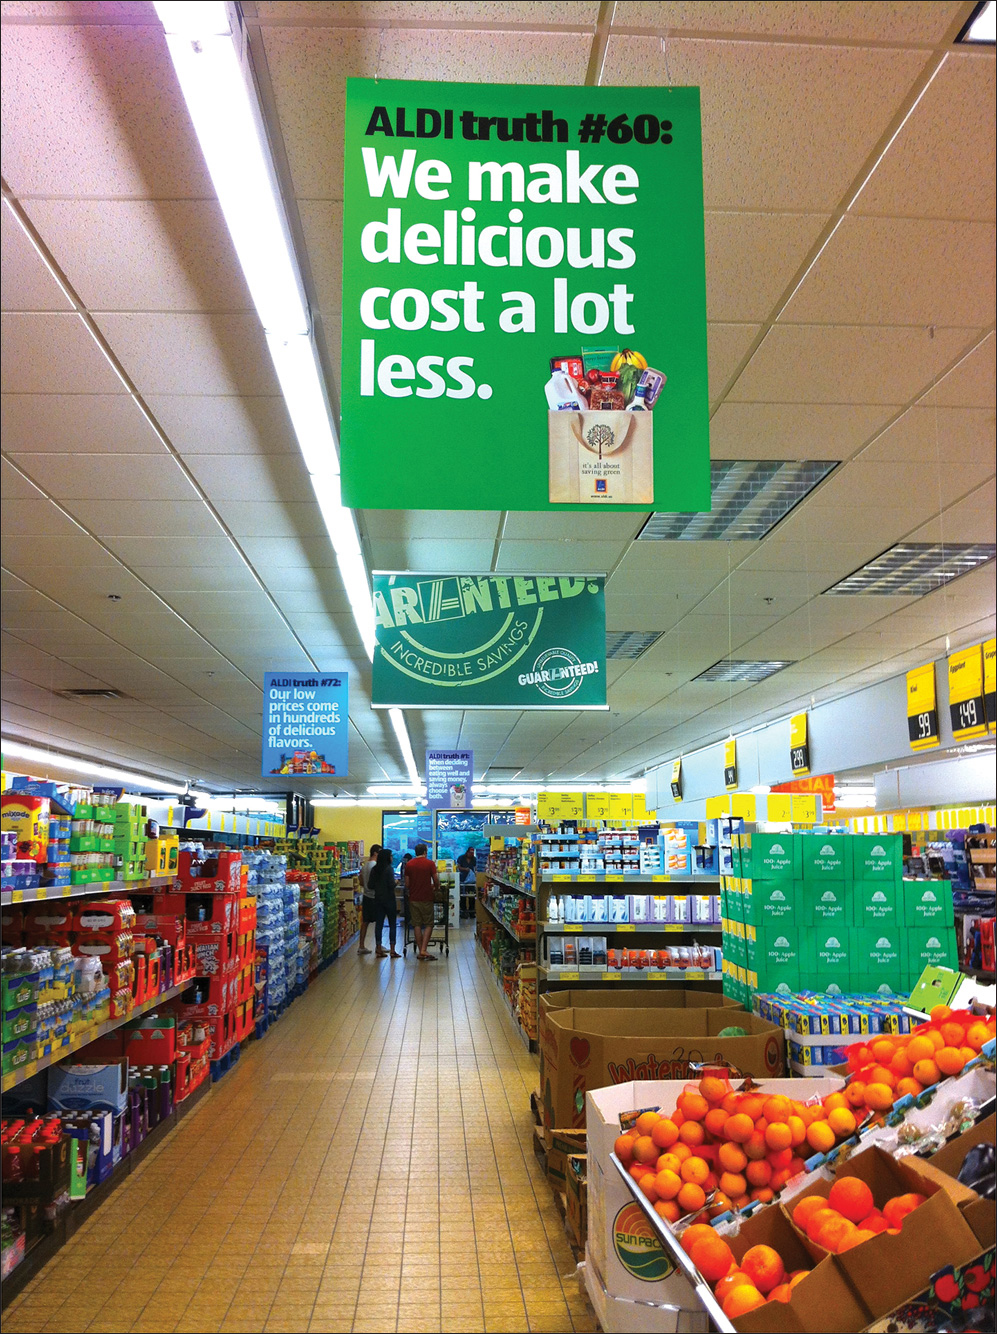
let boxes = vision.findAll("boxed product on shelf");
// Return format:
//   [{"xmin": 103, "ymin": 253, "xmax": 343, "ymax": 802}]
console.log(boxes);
[
  {"xmin": 904, "ymin": 877, "xmax": 955, "ymax": 926},
  {"xmin": 48, "ymin": 1057, "xmax": 129, "ymax": 1115},
  {"xmin": 734, "ymin": 831, "xmax": 800, "ymax": 880}
]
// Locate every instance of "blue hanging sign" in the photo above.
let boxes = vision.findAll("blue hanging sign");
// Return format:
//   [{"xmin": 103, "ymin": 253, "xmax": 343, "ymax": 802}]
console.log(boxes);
[
  {"xmin": 425, "ymin": 749, "xmax": 473, "ymax": 810},
  {"xmin": 262, "ymin": 672, "xmax": 349, "ymax": 777}
]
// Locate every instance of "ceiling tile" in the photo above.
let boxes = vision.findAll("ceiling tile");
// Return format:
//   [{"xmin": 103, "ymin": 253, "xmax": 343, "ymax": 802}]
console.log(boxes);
[
  {"xmin": 369, "ymin": 539, "xmax": 498, "ymax": 571},
  {"xmin": 143, "ymin": 395, "xmax": 299, "ymax": 455},
  {"xmin": 852, "ymin": 52, "xmax": 996, "ymax": 223},
  {"xmin": 361, "ymin": 510, "xmax": 503, "ymax": 541},
  {"xmin": 1, "ymin": 206, "xmax": 73, "ymax": 313},
  {"xmin": 705, "ymin": 210, "xmax": 827, "ymax": 321},
  {"xmin": 10, "ymin": 453, "xmax": 201, "ymax": 502},
  {"xmin": 782, "ymin": 217, "xmax": 996, "ymax": 326},
  {"xmin": 708, "ymin": 323, "xmax": 760, "ymax": 401},
  {"xmin": 502, "ymin": 511, "xmax": 645, "ymax": 541},
  {"xmin": 184, "ymin": 454, "xmax": 315, "ymax": 503},
  {"xmin": 61, "ymin": 499, "xmax": 219, "ymax": 539},
  {"xmin": 923, "ymin": 334, "xmax": 996, "ymax": 408},
  {"xmin": 93, "ymin": 312, "xmax": 280, "ymax": 397},
  {"xmin": 1, "ymin": 393, "xmax": 166, "ymax": 454},
  {"xmin": 298, "ymin": 199, "xmax": 343, "ymax": 321},
  {"xmin": 0, "ymin": 494, "xmax": 89, "ymax": 538},
  {"xmin": 24, "ymin": 199, "xmax": 253, "ymax": 313},
  {"xmin": 728, "ymin": 324, "xmax": 977, "ymax": 405},
  {"xmin": 257, "ymin": 1, "xmax": 601, "ymax": 20},
  {"xmin": 861, "ymin": 404, "xmax": 997, "ymax": 465},
  {"xmin": 101, "ymin": 536, "xmax": 251, "ymax": 568},
  {"xmin": 612, "ymin": 1, "xmax": 963, "ymax": 42},
  {"xmin": 494, "ymin": 540, "xmax": 624, "ymax": 573},
  {"xmin": 211, "ymin": 500, "xmax": 328, "ymax": 539},
  {"xmin": 127, "ymin": 564, "xmax": 264, "ymax": 594},
  {"xmin": 1, "ymin": 312, "xmax": 126, "ymax": 394},
  {"xmin": 709, "ymin": 401, "xmax": 893, "ymax": 460},
  {"xmin": 601, "ymin": 36, "xmax": 927, "ymax": 210}
]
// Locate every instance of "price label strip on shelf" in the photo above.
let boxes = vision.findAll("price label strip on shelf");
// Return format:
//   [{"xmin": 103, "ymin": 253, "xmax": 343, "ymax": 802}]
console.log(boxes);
[
  {"xmin": 605, "ymin": 874, "xmax": 624, "ymax": 882},
  {"xmin": 646, "ymin": 970, "xmax": 669, "ymax": 981},
  {"xmin": 564, "ymin": 924, "xmax": 583, "ymax": 932},
  {"xmin": 558, "ymin": 971, "xmax": 580, "ymax": 982},
  {"xmin": 652, "ymin": 873, "xmax": 672, "ymax": 882},
  {"xmin": 906, "ymin": 662, "xmax": 940, "ymax": 751},
  {"xmin": 617, "ymin": 924, "xmax": 636, "ymax": 933},
  {"xmin": 790, "ymin": 711, "xmax": 810, "ymax": 776},
  {"xmin": 949, "ymin": 644, "xmax": 987, "ymax": 741},
  {"xmin": 602, "ymin": 972, "xmax": 620, "ymax": 981}
]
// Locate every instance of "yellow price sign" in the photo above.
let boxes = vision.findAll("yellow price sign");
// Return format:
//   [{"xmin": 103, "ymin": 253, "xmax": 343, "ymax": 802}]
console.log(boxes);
[
  {"xmin": 984, "ymin": 638, "xmax": 995, "ymax": 734},
  {"xmin": 723, "ymin": 737, "xmax": 737, "ymax": 791},
  {"xmin": 669, "ymin": 757, "xmax": 683, "ymax": 801},
  {"xmin": 907, "ymin": 663, "xmax": 939, "ymax": 751},
  {"xmin": 558, "ymin": 971, "xmax": 580, "ymax": 982},
  {"xmin": 11, "ymin": 889, "xmax": 24, "ymax": 904},
  {"xmin": 608, "ymin": 792, "xmax": 633, "ymax": 821},
  {"xmin": 792, "ymin": 794, "xmax": 818, "ymax": 824},
  {"xmin": 685, "ymin": 969, "xmax": 706, "ymax": 980},
  {"xmin": 586, "ymin": 793, "xmax": 611, "ymax": 821},
  {"xmin": 948, "ymin": 644, "xmax": 987, "ymax": 740},
  {"xmin": 552, "ymin": 873, "xmax": 572, "ymax": 882},
  {"xmin": 632, "ymin": 793, "xmax": 651, "ymax": 820},
  {"xmin": 766, "ymin": 793, "xmax": 793, "ymax": 822},
  {"xmin": 605, "ymin": 873, "xmax": 624, "ymax": 882},
  {"xmin": 537, "ymin": 791, "xmax": 584, "ymax": 821},
  {"xmin": 790, "ymin": 712, "xmax": 810, "ymax": 776},
  {"xmin": 564, "ymin": 924, "xmax": 583, "ymax": 932}
]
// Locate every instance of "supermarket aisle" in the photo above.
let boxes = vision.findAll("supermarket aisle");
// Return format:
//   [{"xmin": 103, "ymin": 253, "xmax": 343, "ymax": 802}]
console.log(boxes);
[{"xmin": 5, "ymin": 930, "xmax": 596, "ymax": 1334}]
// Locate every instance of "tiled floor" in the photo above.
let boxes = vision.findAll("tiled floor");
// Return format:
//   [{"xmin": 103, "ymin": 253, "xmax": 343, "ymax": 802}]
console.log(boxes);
[{"xmin": 5, "ymin": 928, "xmax": 597, "ymax": 1333}]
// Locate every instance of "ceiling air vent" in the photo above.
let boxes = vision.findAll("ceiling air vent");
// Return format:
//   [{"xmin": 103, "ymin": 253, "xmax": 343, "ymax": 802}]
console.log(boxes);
[
  {"xmin": 606, "ymin": 631, "xmax": 663, "ymax": 660},
  {"xmin": 55, "ymin": 688, "xmax": 129, "ymax": 700},
  {"xmin": 824, "ymin": 543, "xmax": 996, "ymax": 597},
  {"xmin": 638, "ymin": 460, "xmax": 837, "ymax": 542},
  {"xmin": 693, "ymin": 659, "xmax": 795, "ymax": 684}
]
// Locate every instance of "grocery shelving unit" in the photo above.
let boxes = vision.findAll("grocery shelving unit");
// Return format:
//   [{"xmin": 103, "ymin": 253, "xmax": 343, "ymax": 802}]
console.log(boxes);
[
  {"xmin": 478, "ymin": 893, "xmax": 536, "ymax": 945},
  {"xmin": 543, "ymin": 921, "xmax": 721, "ymax": 934},
  {"xmin": 1, "ymin": 873, "xmax": 176, "ymax": 907},
  {"xmin": 540, "ymin": 964, "xmax": 722, "ymax": 983}
]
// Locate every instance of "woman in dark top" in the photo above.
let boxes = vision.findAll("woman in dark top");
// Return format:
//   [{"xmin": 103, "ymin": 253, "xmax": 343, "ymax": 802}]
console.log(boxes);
[{"xmin": 368, "ymin": 847, "xmax": 400, "ymax": 958}]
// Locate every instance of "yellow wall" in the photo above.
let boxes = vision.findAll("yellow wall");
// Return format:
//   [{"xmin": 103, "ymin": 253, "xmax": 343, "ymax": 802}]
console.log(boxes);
[{"xmin": 314, "ymin": 805, "xmax": 409, "ymax": 853}]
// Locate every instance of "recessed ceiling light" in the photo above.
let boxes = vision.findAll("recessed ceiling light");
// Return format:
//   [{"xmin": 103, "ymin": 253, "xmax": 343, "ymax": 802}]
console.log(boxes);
[
  {"xmin": 958, "ymin": 0, "xmax": 995, "ymax": 42},
  {"xmin": 693, "ymin": 659, "xmax": 796, "ymax": 683},
  {"xmin": 638, "ymin": 460, "xmax": 836, "ymax": 542},
  {"xmin": 606, "ymin": 631, "xmax": 662, "ymax": 659},
  {"xmin": 824, "ymin": 543, "xmax": 996, "ymax": 597}
]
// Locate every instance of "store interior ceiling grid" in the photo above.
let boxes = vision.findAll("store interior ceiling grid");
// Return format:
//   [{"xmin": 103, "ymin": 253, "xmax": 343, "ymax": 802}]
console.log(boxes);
[{"xmin": 1, "ymin": 0, "xmax": 994, "ymax": 795}]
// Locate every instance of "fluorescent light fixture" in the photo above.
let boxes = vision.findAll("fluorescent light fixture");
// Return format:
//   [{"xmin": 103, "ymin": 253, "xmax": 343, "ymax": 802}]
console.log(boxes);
[
  {"xmin": 825, "ymin": 543, "xmax": 996, "ymax": 597},
  {"xmin": 639, "ymin": 461, "xmax": 837, "ymax": 541},
  {"xmin": 751, "ymin": 784, "xmax": 771, "ymax": 795},
  {"xmin": 265, "ymin": 334, "xmax": 340, "ymax": 480},
  {"xmin": 389, "ymin": 708, "xmax": 420, "ymax": 787},
  {"xmin": 959, "ymin": 0, "xmax": 996, "ymax": 41},
  {"xmin": 1, "ymin": 738, "xmax": 185, "ymax": 793},
  {"xmin": 694, "ymin": 659, "xmax": 796, "ymax": 684},
  {"xmin": 606, "ymin": 631, "xmax": 663, "ymax": 660}
]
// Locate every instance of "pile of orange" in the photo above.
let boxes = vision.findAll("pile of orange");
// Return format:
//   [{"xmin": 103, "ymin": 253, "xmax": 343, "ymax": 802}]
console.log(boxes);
[
  {"xmin": 790, "ymin": 1177, "xmax": 927, "ymax": 1254},
  {"xmin": 679, "ymin": 1228, "xmax": 809, "ymax": 1319},
  {"xmin": 840, "ymin": 1006, "xmax": 993, "ymax": 1114}
]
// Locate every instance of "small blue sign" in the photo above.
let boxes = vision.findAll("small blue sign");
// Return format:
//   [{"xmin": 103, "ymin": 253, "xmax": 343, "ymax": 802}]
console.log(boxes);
[
  {"xmin": 425, "ymin": 749, "xmax": 473, "ymax": 811},
  {"xmin": 262, "ymin": 671, "xmax": 349, "ymax": 778}
]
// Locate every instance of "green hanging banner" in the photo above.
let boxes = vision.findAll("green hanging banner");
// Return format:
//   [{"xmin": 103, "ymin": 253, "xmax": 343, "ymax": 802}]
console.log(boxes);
[
  {"xmin": 372, "ymin": 572, "xmax": 607, "ymax": 709},
  {"xmin": 341, "ymin": 78, "xmax": 709, "ymax": 512}
]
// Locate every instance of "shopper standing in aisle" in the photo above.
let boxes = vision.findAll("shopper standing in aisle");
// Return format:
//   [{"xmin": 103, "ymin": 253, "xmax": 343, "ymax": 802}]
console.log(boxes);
[
  {"xmin": 405, "ymin": 842, "xmax": 440, "ymax": 961},
  {"xmin": 369, "ymin": 847, "xmax": 401, "ymax": 958},
  {"xmin": 357, "ymin": 842, "xmax": 381, "ymax": 955},
  {"xmin": 457, "ymin": 844, "xmax": 477, "ymax": 886}
]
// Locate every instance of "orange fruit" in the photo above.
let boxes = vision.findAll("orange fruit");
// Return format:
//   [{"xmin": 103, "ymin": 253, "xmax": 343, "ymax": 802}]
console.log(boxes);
[
  {"xmin": 719, "ymin": 1171, "xmax": 747, "ymax": 1198},
  {"xmin": 725, "ymin": 1113, "xmax": 754, "ymax": 1143},
  {"xmin": 823, "ymin": 1092, "xmax": 847, "ymax": 1113},
  {"xmin": 688, "ymin": 1233, "xmax": 735, "ymax": 1283},
  {"xmin": 699, "ymin": 1075, "xmax": 728, "ymax": 1105},
  {"xmin": 895, "ymin": 1077, "xmax": 924, "ymax": 1099},
  {"xmin": 786, "ymin": 1115, "xmax": 807, "ymax": 1147},
  {"xmin": 890, "ymin": 1049, "xmax": 913, "ymax": 1078},
  {"xmin": 657, "ymin": 1152, "xmax": 682, "ymax": 1175},
  {"xmin": 788, "ymin": 1157, "xmax": 808, "ymax": 1179},
  {"xmin": 844, "ymin": 1081, "xmax": 867, "ymax": 1108},
  {"xmin": 678, "ymin": 1092, "xmax": 710, "ymax": 1123},
  {"xmin": 751, "ymin": 1187, "xmax": 775, "ymax": 1204},
  {"xmin": 753, "ymin": 1116, "xmax": 770, "ymax": 1138},
  {"xmin": 718, "ymin": 1141, "xmax": 748, "ymax": 1173},
  {"xmin": 861, "ymin": 1083, "xmax": 894, "ymax": 1113},
  {"xmin": 965, "ymin": 1021, "xmax": 991, "ymax": 1051},
  {"xmin": 677, "ymin": 1182, "xmax": 707, "ymax": 1214},
  {"xmin": 912, "ymin": 1058, "xmax": 941, "ymax": 1087},
  {"xmin": 815, "ymin": 1215, "xmax": 857, "ymax": 1253},
  {"xmin": 672, "ymin": 1142, "xmax": 692, "ymax": 1164},
  {"xmin": 765, "ymin": 1122, "xmax": 793, "ymax": 1152},
  {"xmin": 789, "ymin": 1270, "xmax": 810, "ymax": 1288},
  {"xmin": 767, "ymin": 1147, "xmax": 793, "ymax": 1171},
  {"xmin": 615, "ymin": 1133, "xmax": 636, "ymax": 1163},
  {"xmin": 721, "ymin": 1091, "xmax": 740, "ymax": 1114},
  {"xmin": 838, "ymin": 1228, "xmax": 876, "ymax": 1251},
  {"xmin": 635, "ymin": 1111, "xmax": 662, "ymax": 1136},
  {"xmin": 654, "ymin": 1199, "xmax": 681, "ymax": 1223},
  {"xmin": 806, "ymin": 1121, "xmax": 836, "ymax": 1154},
  {"xmin": 940, "ymin": 1021, "xmax": 966, "ymax": 1048},
  {"xmin": 723, "ymin": 1284, "xmax": 766, "ymax": 1318},
  {"xmin": 740, "ymin": 1094, "xmax": 765, "ymax": 1121},
  {"xmin": 805, "ymin": 1207, "xmax": 840, "ymax": 1242},
  {"xmin": 629, "ymin": 1161, "xmax": 652, "ymax": 1182},
  {"xmin": 715, "ymin": 1270, "xmax": 751, "ymax": 1304},
  {"xmin": 828, "ymin": 1177, "xmax": 874, "ymax": 1224},
  {"xmin": 679, "ymin": 1120, "xmax": 706, "ymax": 1147},
  {"xmin": 929, "ymin": 1004, "xmax": 952, "ymax": 1024},
  {"xmin": 792, "ymin": 1196, "xmax": 826, "ymax": 1231},
  {"xmin": 769, "ymin": 1168, "xmax": 791, "ymax": 1191},
  {"xmin": 936, "ymin": 1046, "xmax": 966, "ymax": 1076},
  {"xmin": 906, "ymin": 1034, "xmax": 935, "ymax": 1064},
  {"xmin": 746, "ymin": 1159, "xmax": 772, "ymax": 1188},
  {"xmin": 671, "ymin": 1108, "xmax": 685, "ymax": 1127},
  {"xmin": 681, "ymin": 1156, "xmax": 710, "ymax": 1186},
  {"xmin": 871, "ymin": 1038, "xmax": 895, "ymax": 1064},
  {"xmin": 633, "ymin": 1135, "xmax": 659, "ymax": 1164},
  {"xmin": 860, "ymin": 1211, "xmax": 889, "ymax": 1235},
  {"xmin": 679, "ymin": 1223, "xmax": 717, "ymax": 1254},
  {"xmin": 867, "ymin": 1066, "xmax": 897, "ymax": 1089},
  {"xmin": 960, "ymin": 1046, "xmax": 978, "ymax": 1065},
  {"xmin": 703, "ymin": 1170, "xmax": 719, "ymax": 1194},
  {"xmin": 741, "ymin": 1244, "xmax": 785, "ymax": 1294},
  {"xmin": 882, "ymin": 1193, "xmax": 926, "ymax": 1229},
  {"xmin": 768, "ymin": 1283, "xmax": 793, "ymax": 1303},
  {"xmin": 744, "ymin": 1131, "xmax": 768, "ymax": 1161},
  {"xmin": 651, "ymin": 1118, "xmax": 679, "ymax": 1149},
  {"xmin": 763, "ymin": 1095, "xmax": 791, "ymax": 1123},
  {"xmin": 704, "ymin": 1108, "xmax": 729, "ymax": 1139},
  {"xmin": 926, "ymin": 1029, "xmax": 945, "ymax": 1051},
  {"xmin": 655, "ymin": 1169, "xmax": 682, "ymax": 1200}
]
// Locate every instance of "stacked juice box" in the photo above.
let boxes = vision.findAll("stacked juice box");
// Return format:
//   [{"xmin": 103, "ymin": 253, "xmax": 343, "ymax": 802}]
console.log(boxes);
[{"xmin": 752, "ymin": 990, "xmax": 915, "ymax": 1072}]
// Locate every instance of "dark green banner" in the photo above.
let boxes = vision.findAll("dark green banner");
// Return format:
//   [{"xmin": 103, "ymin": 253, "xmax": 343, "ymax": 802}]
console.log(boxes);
[
  {"xmin": 372, "ymin": 573, "xmax": 607, "ymax": 709},
  {"xmin": 341, "ymin": 79, "xmax": 709, "ymax": 512}
]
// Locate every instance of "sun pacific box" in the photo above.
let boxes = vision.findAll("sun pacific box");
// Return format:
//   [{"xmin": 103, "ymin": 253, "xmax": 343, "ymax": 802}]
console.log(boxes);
[{"xmin": 587, "ymin": 1077, "xmax": 842, "ymax": 1317}]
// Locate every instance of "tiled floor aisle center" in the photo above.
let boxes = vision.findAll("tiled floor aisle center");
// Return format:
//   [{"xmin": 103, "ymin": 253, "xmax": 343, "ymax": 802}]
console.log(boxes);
[{"xmin": 6, "ymin": 928, "xmax": 597, "ymax": 1334}]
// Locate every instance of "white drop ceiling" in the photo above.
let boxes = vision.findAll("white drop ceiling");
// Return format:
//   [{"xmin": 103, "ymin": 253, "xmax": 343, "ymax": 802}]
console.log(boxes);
[{"xmin": 1, "ymin": 0, "xmax": 994, "ymax": 795}]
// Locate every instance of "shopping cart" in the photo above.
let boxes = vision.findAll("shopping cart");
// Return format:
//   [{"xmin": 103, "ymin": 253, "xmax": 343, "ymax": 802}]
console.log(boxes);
[{"xmin": 401, "ymin": 885, "xmax": 451, "ymax": 957}]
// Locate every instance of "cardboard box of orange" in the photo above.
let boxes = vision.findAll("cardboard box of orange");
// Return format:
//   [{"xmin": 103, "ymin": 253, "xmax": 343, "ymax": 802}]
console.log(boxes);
[
  {"xmin": 928, "ymin": 1112, "xmax": 996, "ymax": 1250},
  {"xmin": 541, "ymin": 1003, "xmax": 780, "ymax": 1131},
  {"xmin": 539, "ymin": 988, "xmax": 744, "ymax": 1131},
  {"xmin": 781, "ymin": 1143, "xmax": 983, "ymax": 1320}
]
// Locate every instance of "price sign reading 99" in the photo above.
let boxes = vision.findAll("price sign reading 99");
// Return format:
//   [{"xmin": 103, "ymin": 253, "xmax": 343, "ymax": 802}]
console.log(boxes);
[{"xmin": 262, "ymin": 672, "xmax": 349, "ymax": 778}]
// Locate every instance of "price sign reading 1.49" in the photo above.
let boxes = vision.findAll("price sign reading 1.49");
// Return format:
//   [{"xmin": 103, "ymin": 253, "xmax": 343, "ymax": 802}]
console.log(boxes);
[
  {"xmin": 948, "ymin": 644, "xmax": 987, "ymax": 742},
  {"xmin": 906, "ymin": 663, "xmax": 939, "ymax": 752}
]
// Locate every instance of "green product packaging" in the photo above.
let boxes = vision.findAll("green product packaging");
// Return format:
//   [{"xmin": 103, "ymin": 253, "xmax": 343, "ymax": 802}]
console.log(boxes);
[
  {"xmin": 738, "ymin": 833, "xmax": 800, "ymax": 881},
  {"xmin": 800, "ymin": 881, "xmax": 850, "ymax": 927},
  {"xmin": 850, "ymin": 925, "xmax": 906, "ymax": 989},
  {"xmin": 746, "ymin": 925, "xmax": 802, "ymax": 992},
  {"xmin": 853, "ymin": 881, "xmax": 904, "ymax": 927},
  {"xmin": 903, "ymin": 879, "xmax": 954, "ymax": 927},
  {"xmin": 800, "ymin": 833, "xmax": 849, "ymax": 879},
  {"xmin": 906, "ymin": 925, "xmax": 959, "ymax": 974},
  {"xmin": 806, "ymin": 927, "xmax": 851, "ymax": 994},
  {"xmin": 850, "ymin": 833, "xmax": 903, "ymax": 882},
  {"xmin": 741, "ymin": 879, "xmax": 797, "ymax": 928}
]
